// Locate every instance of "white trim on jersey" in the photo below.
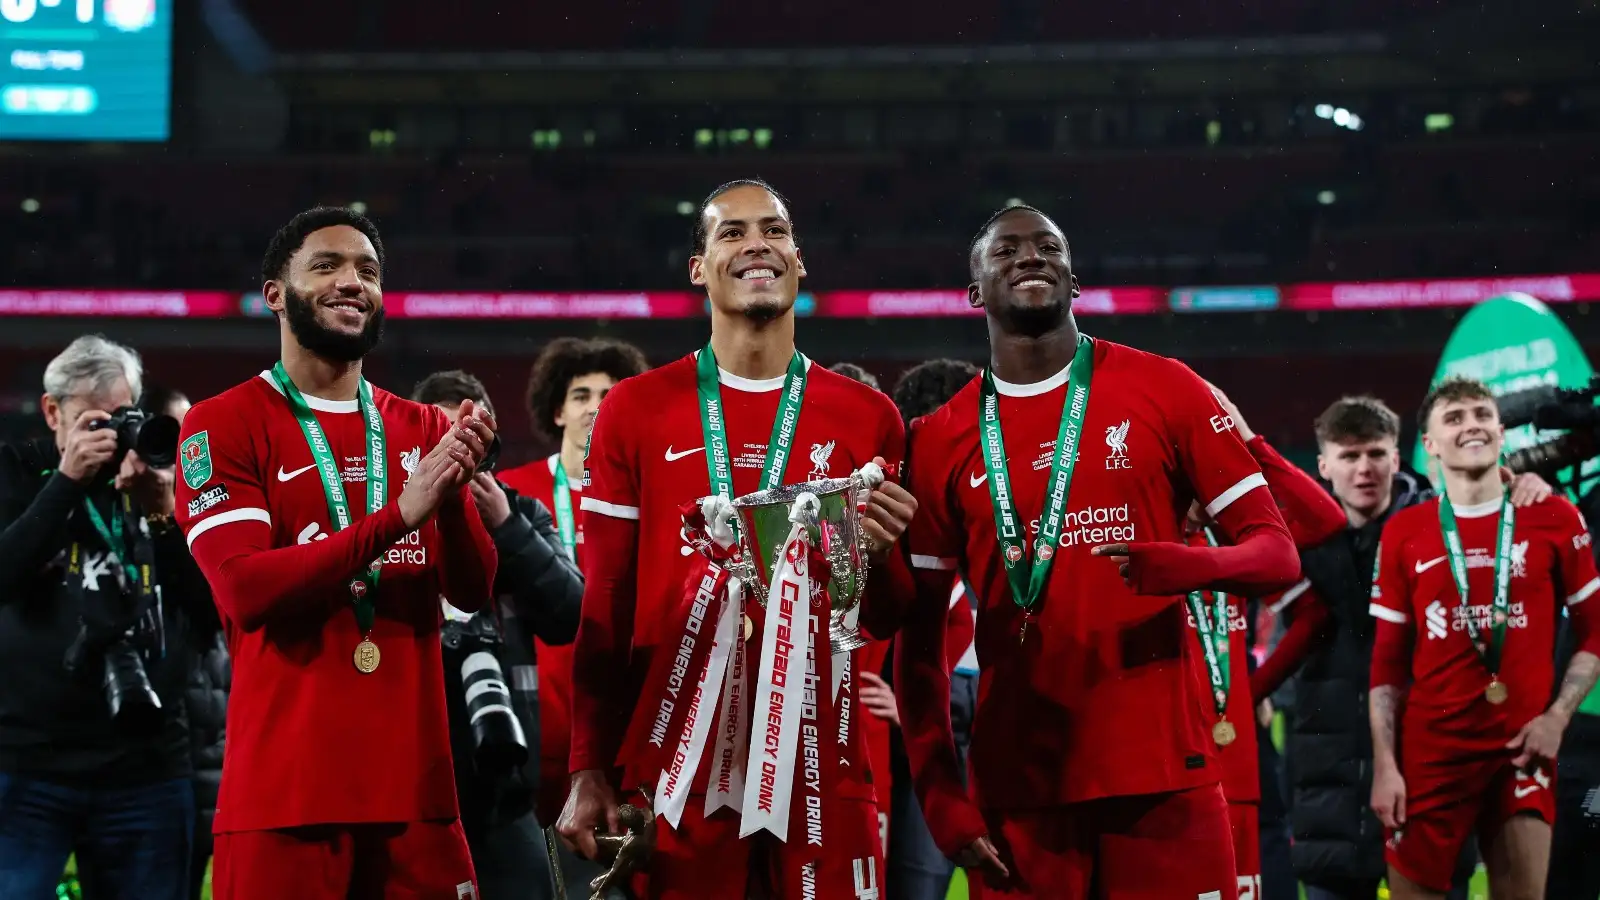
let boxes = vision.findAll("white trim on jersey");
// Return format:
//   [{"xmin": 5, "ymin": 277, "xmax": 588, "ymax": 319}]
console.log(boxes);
[
  {"xmin": 547, "ymin": 453, "xmax": 560, "ymax": 476},
  {"xmin": 579, "ymin": 496, "xmax": 640, "ymax": 520},
  {"xmin": 692, "ymin": 350, "xmax": 814, "ymax": 393},
  {"xmin": 1269, "ymin": 577, "xmax": 1313, "ymax": 615},
  {"xmin": 1450, "ymin": 496, "xmax": 1504, "ymax": 519},
  {"xmin": 1567, "ymin": 576, "xmax": 1600, "ymax": 607},
  {"xmin": 990, "ymin": 362, "xmax": 1071, "ymax": 398},
  {"xmin": 1204, "ymin": 471, "xmax": 1267, "ymax": 519},
  {"xmin": 186, "ymin": 507, "xmax": 271, "ymax": 546},
  {"xmin": 1369, "ymin": 602, "xmax": 1409, "ymax": 624},
  {"xmin": 256, "ymin": 371, "xmax": 361, "ymax": 413},
  {"xmin": 911, "ymin": 554, "xmax": 957, "ymax": 571}
]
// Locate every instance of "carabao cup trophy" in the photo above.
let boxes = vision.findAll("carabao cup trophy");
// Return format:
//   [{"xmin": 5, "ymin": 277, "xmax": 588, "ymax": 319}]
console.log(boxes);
[{"xmin": 726, "ymin": 464, "xmax": 882, "ymax": 654}]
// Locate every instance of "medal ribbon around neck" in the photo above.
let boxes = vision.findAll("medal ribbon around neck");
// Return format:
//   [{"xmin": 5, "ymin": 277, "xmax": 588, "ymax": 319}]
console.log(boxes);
[
  {"xmin": 977, "ymin": 334, "xmax": 1094, "ymax": 631},
  {"xmin": 1187, "ymin": 526, "xmax": 1233, "ymax": 743},
  {"xmin": 694, "ymin": 342, "xmax": 808, "ymax": 501},
  {"xmin": 1437, "ymin": 491, "xmax": 1515, "ymax": 685},
  {"xmin": 269, "ymin": 362, "xmax": 387, "ymax": 636}
]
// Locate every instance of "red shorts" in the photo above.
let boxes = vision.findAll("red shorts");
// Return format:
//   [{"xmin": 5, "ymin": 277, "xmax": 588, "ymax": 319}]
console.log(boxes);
[
  {"xmin": 1228, "ymin": 802, "xmax": 1261, "ymax": 900},
  {"xmin": 212, "ymin": 820, "xmax": 476, "ymax": 900},
  {"xmin": 635, "ymin": 793, "xmax": 883, "ymax": 900},
  {"xmin": 1386, "ymin": 755, "xmax": 1556, "ymax": 892},
  {"xmin": 968, "ymin": 784, "xmax": 1237, "ymax": 900}
]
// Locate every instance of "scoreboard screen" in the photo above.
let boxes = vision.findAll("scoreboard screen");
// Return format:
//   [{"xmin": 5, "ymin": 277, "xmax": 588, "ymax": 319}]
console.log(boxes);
[{"xmin": 0, "ymin": 0, "xmax": 171, "ymax": 141}]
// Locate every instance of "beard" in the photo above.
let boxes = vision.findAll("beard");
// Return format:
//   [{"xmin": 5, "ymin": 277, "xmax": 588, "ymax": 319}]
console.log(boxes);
[
  {"xmin": 283, "ymin": 286, "xmax": 385, "ymax": 362},
  {"xmin": 999, "ymin": 293, "xmax": 1070, "ymax": 338},
  {"xmin": 741, "ymin": 296, "xmax": 788, "ymax": 325}
]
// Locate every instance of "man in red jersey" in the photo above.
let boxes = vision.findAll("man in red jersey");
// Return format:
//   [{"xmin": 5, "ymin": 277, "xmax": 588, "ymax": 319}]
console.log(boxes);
[
  {"xmin": 1183, "ymin": 381, "xmax": 1348, "ymax": 900},
  {"xmin": 556, "ymin": 179, "xmax": 919, "ymax": 900},
  {"xmin": 498, "ymin": 337, "xmax": 650, "ymax": 831},
  {"xmin": 895, "ymin": 204, "xmax": 1301, "ymax": 899},
  {"xmin": 1368, "ymin": 376, "xmax": 1600, "ymax": 900},
  {"xmin": 174, "ymin": 207, "xmax": 500, "ymax": 900}
]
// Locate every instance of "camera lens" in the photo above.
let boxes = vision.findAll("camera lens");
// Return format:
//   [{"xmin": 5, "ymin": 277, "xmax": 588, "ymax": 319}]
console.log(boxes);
[
  {"xmin": 133, "ymin": 414, "xmax": 180, "ymax": 468},
  {"xmin": 460, "ymin": 650, "xmax": 527, "ymax": 774},
  {"xmin": 103, "ymin": 641, "xmax": 163, "ymax": 735}
]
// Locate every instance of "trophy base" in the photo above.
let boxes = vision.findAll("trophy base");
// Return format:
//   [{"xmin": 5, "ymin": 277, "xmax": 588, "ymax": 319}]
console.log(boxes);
[
  {"xmin": 829, "ymin": 609, "xmax": 869, "ymax": 655},
  {"xmin": 830, "ymin": 632, "xmax": 870, "ymax": 654}
]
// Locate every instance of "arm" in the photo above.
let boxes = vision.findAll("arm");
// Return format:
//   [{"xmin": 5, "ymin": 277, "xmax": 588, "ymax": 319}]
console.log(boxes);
[
  {"xmin": 176, "ymin": 401, "xmax": 418, "ymax": 633},
  {"xmin": 436, "ymin": 487, "xmax": 497, "ymax": 614},
  {"xmin": 491, "ymin": 491, "xmax": 583, "ymax": 645},
  {"xmin": 149, "ymin": 520, "xmax": 219, "ymax": 632},
  {"xmin": 1534, "ymin": 504, "xmax": 1600, "ymax": 723},
  {"xmin": 568, "ymin": 512, "xmax": 638, "ymax": 774},
  {"xmin": 1249, "ymin": 578, "xmax": 1334, "ymax": 702},
  {"xmin": 860, "ymin": 400, "xmax": 917, "ymax": 640},
  {"xmin": 0, "ymin": 463, "xmax": 84, "ymax": 596},
  {"xmin": 1367, "ymin": 519, "xmax": 1415, "ymax": 773},
  {"xmin": 1249, "ymin": 436, "xmax": 1347, "ymax": 549}
]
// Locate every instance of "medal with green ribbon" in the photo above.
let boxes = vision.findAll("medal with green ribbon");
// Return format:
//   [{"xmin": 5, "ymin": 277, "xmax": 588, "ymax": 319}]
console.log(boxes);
[
  {"xmin": 1189, "ymin": 526, "xmax": 1234, "ymax": 746},
  {"xmin": 551, "ymin": 461, "xmax": 576, "ymax": 560},
  {"xmin": 976, "ymin": 334, "xmax": 1095, "ymax": 645},
  {"xmin": 1437, "ymin": 492, "xmax": 1515, "ymax": 705},
  {"xmin": 695, "ymin": 344, "xmax": 807, "ymax": 638},
  {"xmin": 269, "ymin": 362, "xmax": 388, "ymax": 674}
]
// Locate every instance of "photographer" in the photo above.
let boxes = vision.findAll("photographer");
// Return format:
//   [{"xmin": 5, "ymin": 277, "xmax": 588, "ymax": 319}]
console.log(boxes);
[
  {"xmin": 0, "ymin": 336, "xmax": 212, "ymax": 900},
  {"xmin": 413, "ymin": 370, "xmax": 585, "ymax": 900}
]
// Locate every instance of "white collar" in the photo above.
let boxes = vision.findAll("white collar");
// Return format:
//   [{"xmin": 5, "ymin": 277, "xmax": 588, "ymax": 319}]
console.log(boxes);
[
  {"xmin": 258, "ymin": 371, "xmax": 360, "ymax": 413},
  {"xmin": 991, "ymin": 362, "xmax": 1072, "ymax": 398},
  {"xmin": 694, "ymin": 350, "xmax": 813, "ymax": 393},
  {"xmin": 1448, "ymin": 496, "xmax": 1504, "ymax": 519}
]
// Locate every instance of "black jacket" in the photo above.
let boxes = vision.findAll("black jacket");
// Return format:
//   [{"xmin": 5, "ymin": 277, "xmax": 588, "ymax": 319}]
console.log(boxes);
[
  {"xmin": 0, "ymin": 438, "xmax": 214, "ymax": 786},
  {"xmin": 186, "ymin": 629, "xmax": 229, "ymax": 826},
  {"xmin": 446, "ymin": 485, "xmax": 583, "ymax": 833},
  {"xmin": 1286, "ymin": 471, "xmax": 1430, "ymax": 884}
]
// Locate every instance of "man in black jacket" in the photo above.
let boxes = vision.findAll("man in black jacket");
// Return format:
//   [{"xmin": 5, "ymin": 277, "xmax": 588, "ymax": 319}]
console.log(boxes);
[
  {"xmin": 414, "ymin": 370, "xmax": 586, "ymax": 900},
  {"xmin": 0, "ymin": 336, "xmax": 213, "ymax": 900}
]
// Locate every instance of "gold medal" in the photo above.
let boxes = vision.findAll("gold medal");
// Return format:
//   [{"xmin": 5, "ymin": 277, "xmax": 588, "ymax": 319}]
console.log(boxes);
[
  {"xmin": 1213, "ymin": 720, "xmax": 1236, "ymax": 747},
  {"xmin": 742, "ymin": 614, "xmax": 754, "ymax": 640},
  {"xmin": 1485, "ymin": 679, "xmax": 1509, "ymax": 705},
  {"xmin": 354, "ymin": 638, "xmax": 381, "ymax": 674}
]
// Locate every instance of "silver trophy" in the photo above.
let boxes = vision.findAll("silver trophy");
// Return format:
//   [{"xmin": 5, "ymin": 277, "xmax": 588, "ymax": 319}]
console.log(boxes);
[{"xmin": 724, "ymin": 468, "xmax": 879, "ymax": 654}]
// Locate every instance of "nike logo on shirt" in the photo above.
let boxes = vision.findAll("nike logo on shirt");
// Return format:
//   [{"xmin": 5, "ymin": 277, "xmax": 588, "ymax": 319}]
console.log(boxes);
[
  {"xmin": 970, "ymin": 471, "xmax": 988, "ymax": 488},
  {"xmin": 1415, "ymin": 556, "xmax": 1447, "ymax": 575},
  {"xmin": 665, "ymin": 446, "xmax": 704, "ymax": 462},
  {"xmin": 1513, "ymin": 783, "xmax": 1543, "ymax": 799},
  {"xmin": 278, "ymin": 463, "xmax": 317, "ymax": 483}
]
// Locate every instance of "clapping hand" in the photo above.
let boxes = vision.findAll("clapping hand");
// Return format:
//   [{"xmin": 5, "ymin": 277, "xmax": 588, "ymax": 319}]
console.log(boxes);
[{"xmin": 398, "ymin": 401, "xmax": 498, "ymax": 528}]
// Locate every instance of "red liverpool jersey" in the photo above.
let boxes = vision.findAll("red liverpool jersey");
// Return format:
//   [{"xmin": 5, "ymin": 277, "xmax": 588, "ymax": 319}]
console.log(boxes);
[
  {"xmin": 903, "ymin": 339, "xmax": 1289, "ymax": 808},
  {"xmin": 1370, "ymin": 495, "xmax": 1600, "ymax": 749},
  {"xmin": 571, "ymin": 352, "xmax": 907, "ymax": 799},
  {"xmin": 176, "ymin": 372, "xmax": 497, "ymax": 831}
]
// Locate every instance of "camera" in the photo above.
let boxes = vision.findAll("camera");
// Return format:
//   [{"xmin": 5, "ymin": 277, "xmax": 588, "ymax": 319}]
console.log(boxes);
[
  {"xmin": 102, "ymin": 638, "xmax": 163, "ymax": 734},
  {"xmin": 1500, "ymin": 377, "xmax": 1600, "ymax": 482},
  {"xmin": 441, "ymin": 612, "xmax": 528, "ymax": 775},
  {"xmin": 91, "ymin": 406, "xmax": 180, "ymax": 469}
]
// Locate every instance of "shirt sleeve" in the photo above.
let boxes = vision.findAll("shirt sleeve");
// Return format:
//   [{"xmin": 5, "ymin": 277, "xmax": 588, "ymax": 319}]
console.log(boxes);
[
  {"xmin": 1250, "ymin": 579, "xmax": 1332, "ymax": 701},
  {"xmin": 1248, "ymin": 436, "xmax": 1347, "ymax": 549},
  {"xmin": 904, "ymin": 415, "xmax": 963, "ymax": 577},
  {"xmin": 570, "ymin": 381, "xmax": 641, "ymax": 774},
  {"xmin": 427, "ymin": 407, "xmax": 498, "ymax": 614},
  {"xmin": 1165, "ymin": 361, "xmax": 1271, "ymax": 521},
  {"xmin": 1368, "ymin": 517, "xmax": 1412, "ymax": 626},
  {"xmin": 1550, "ymin": 499, "xmax": 1600, "ymax": 609},
  {"xmin": 175, "ymin": 395, "xmax": 413, "ymax": 633},
  {"xmin": 860, "ymin": 396, "xmax": 916, "ymax": 641}
]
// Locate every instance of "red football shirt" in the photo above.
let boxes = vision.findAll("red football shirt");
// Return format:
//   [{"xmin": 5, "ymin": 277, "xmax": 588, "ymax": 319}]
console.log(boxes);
[
  {"xmin": 176, "ymin": 372, "xmax": 498, "ymax": 831},
  {"xmin": 497, "ymin": 453, "xmax": 582, "ymax": 818},
  {"xmin": 1370, "ymin": 495, "xmax": 1600, "ymax": 749},
  {"xmin": 571, "ymin": 352, "xmax": 907, "ymax": 801},
  {"xmin": 903, "ymin": 339, "xmax": 1283, "ymax": 808}
]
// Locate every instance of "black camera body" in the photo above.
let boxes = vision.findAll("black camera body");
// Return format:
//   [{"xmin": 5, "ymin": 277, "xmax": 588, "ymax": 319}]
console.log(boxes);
[
  {"xmin": 1502, "ymin": 378, "xmax": 1600, "ymax": 481},
  {"xmin": 441, "ymin": 611, "xmax": 528, "ymax": 775},
  {"xmin": 91, "ymin": 406, "xmax": 180, "ymax": 470}
]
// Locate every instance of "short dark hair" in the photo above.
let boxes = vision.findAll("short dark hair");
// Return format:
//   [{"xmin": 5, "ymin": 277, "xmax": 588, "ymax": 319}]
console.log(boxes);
[
  {"xmin": 893, "ymin": 358, "xmax": 980, "ymax": 424},
  {"xmin": 1313, "ymin": 395, "xmax": 1402, "ymax": 447},
  {"xmin": 1416, "ymin": 376, "xmax": 1496, "ymax": 434},
  {"xmin": 261, "ymin": 206, "xmax": 387, "ymax": 284},
  {"xmin": 139, "ymin": 384, "xmax": 188, "ymax": 416},
  {"xmin": 690, "ymin": 178, "xmax": 795, "ymax": 257},
  {"xmin": 828, "ymin": 362, "xmax": 880, "ymax": 391},
  {"xmin": 525, "ymin": 338, "xmax": 650, "ymax": 442},
  {"xmin": 412, "ymin": 369, "xmax": 494, "ymax": 418},
  {"xmin": 968, "ymin": 203, "xmax": 1060, "ymax": 279}
]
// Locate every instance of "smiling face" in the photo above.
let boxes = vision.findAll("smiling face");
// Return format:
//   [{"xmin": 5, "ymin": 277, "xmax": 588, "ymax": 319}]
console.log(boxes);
[
  {"xmin": 1422, "ymin": 392, "xmax": 1504, "ymax": 476},
  {"xmin": 267, "ymin": 224, "xmax": 385, "ymax": 362},
  {"xmin": 968, "ymin": 208, "xmax": 1082, "ymax": 336},
  {"xmin": 689, "ymin": 183, "xmax": 806, "ymax": 323}
]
